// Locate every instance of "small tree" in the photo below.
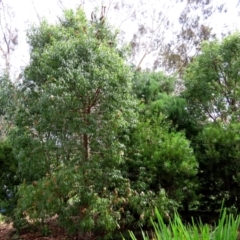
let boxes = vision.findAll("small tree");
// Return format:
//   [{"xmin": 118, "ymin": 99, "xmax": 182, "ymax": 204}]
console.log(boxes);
[{"xmin": 126, "ymin": 71, "xmax": 198, "ymax": 212}]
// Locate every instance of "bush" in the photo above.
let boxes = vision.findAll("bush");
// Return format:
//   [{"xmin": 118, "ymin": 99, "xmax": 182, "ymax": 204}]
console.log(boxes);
[
  {"xmin": 195, "ymin": 122, "xmax": 240, "ymax": 210},
  {"xmin": 14, "ymin": 166, "xmax": 170, "ymax": 236},
  {"xmin": 0, "ymin": 140, "xmax": 19, "ymax": 217},
  {"xmin": 125, "ymin": 116, "xmax": 198, "ymax": 211}
]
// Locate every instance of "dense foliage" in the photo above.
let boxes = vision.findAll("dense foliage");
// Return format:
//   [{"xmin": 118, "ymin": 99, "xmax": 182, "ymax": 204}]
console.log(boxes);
[
  {"xmin": 11, "ymin": 9, "xmax": 137, "ymax": 236},
  {"xmin": 0, "ymin": 141, "xmax": 18, "ymax": 214},
  {"xmin": 195, "ymin": 122, "xmax": 240, "ymax": 210},
  {"xmin": 0, "ymin": 6, "xmax": 240, "ymax": 239},
  {"xmin": 184, "ymin": 33, "xmax": 240, "ymax": 123},
  {"xmin": 182, "ymin": 33, "xmax": 240, "ymax": 210}
]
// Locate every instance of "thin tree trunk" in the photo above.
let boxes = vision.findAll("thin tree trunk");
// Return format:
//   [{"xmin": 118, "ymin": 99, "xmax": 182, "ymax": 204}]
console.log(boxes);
[{"xmin": 83, "ymin": 133, "xmax": 90, "ymax": 160}]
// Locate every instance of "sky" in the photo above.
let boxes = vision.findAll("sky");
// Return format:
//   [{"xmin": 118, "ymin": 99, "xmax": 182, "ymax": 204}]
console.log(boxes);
[{"xmin": 1, "ymin": 0, "xmax": 240, "ymax": 77}]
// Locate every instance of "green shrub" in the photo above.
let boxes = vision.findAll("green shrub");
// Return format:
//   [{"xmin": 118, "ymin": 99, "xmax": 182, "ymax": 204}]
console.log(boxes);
[{"xmin": 0, "ymin": 140, "xmax": 19, "ymax": 217}]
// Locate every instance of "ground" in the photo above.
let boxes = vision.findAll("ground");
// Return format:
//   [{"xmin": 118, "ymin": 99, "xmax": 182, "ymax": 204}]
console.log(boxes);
[
  {"xmin": 0, "ymin": 222, "xmax": 13, "ymax": 240},
  {"xmin": 0, "ymin": 220, "xmax": 73, "ymax": 240}
]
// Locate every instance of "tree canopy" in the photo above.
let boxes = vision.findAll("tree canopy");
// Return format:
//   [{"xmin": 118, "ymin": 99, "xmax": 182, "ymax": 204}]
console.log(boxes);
[
  {"xmin": 184, "ymin": 32, "xmax": 240, "ymax": 123},
  {"xmin": 11, "ymin": 9, "xmax": 137, "ymax": 235}
]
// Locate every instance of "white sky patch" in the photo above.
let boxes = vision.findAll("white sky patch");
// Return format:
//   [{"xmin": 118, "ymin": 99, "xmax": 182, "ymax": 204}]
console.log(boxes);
[{"xmin": 2, "ymin": 0, "xmax": 240, "ymax": 77}]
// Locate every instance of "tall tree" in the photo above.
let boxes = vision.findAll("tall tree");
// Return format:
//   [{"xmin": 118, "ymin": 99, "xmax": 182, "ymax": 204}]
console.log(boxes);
[
  {"xmin": 111, "ymin": 0, "xmax": 233, "ymax": 74},
  {"xmin": 157, "ymin": 0, "xmax": 219, "ymax": 75},
  {"xmin": 12, "ymin": 9, "xmax": 136, "ymax": 237}
]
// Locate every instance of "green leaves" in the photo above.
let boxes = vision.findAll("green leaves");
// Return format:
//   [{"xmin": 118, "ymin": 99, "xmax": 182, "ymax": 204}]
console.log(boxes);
[
  {"xmin": 195, "ymin": 122, "xmax": 240, "ymax": 209},
  {"xmin": 16, "ymin": 8, "xmax": 134, "ymax": 168},
  {"xmin": 125, "ymin": 114, "xmax": 197, "ymax": 208},
  {"xmin": 11, "ymin": 8, "xmax": 138, "ymax": 236},
  {"xmin": 133, "ymin": 71, "xmax": 176, "ymax": 104},
  {"xmin": 184, "ymin": 32, "xmax": 240, "ymax": 123},
  {"xmin": 9, "ymin": 7, "xmax": 240, "ymax": 239}
]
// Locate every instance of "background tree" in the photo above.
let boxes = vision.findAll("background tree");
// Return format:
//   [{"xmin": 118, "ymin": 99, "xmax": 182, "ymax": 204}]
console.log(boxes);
[
  {"xmin": 133, "ymin": 71, "xmax": 200, "ymax": 138},
  {"xmin": 182, "ymin": 32, "xmax": 240, "ymax": 211},
  {"xmin": 115, "ymin": 0, "xmax": 233, "ymax": 75},
  {"xmin": 157, "ymin": 0, "xmax": 220, "ymax": 75},
  {"xmin": 126, "ymin": 71, "xmax": 199, "ymax": 211},
  {"xmin": 183, "ymin": 32, "xmax": 240, "ymax": 123},
  {"xmin": 0, "ymin": 1, "xmax": 18, "ymax": 75}
]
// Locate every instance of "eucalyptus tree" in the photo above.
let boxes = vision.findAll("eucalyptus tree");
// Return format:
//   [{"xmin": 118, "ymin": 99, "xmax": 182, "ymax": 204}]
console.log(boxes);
[
  {"xmin": 111, "ymin": 0, "xmax": 232, "ymax": 74},
  {"xmin": 0, "ymin": 1, "xmax": 18, "ymax": 74},
  {"xmin": 157, "ymin": 0, "xmax": 218, "ymax": 75}
]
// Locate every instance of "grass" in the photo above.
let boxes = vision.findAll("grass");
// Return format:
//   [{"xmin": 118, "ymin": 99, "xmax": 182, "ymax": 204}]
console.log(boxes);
[{"xmin": 125, "ymin": 208, "xmax": 240, "ymax": 240}]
